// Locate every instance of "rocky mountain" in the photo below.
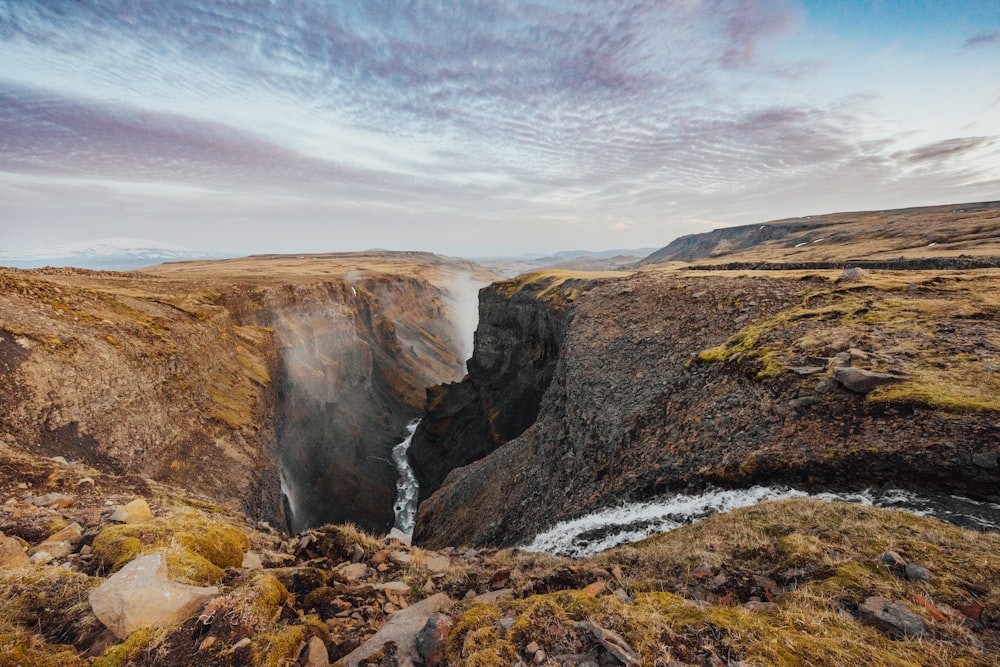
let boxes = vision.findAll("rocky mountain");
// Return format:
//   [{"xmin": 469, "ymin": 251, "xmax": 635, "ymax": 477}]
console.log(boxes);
[{"xmin": 0, "ymin": 237, "xmax": 228, "ymax": 270}]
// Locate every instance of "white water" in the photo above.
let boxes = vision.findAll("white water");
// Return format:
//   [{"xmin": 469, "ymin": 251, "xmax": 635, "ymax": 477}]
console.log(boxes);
[
  {"xmin": 524, "ymin": 486, "xmax": 1000, "ymax": 558},
  {"xmin": 279, "ymin": 467, "xmax": 301, "ymax": 533},
  {"xmin": 391, "ymin": 419, "xmax": 421, "ymax": 535}
]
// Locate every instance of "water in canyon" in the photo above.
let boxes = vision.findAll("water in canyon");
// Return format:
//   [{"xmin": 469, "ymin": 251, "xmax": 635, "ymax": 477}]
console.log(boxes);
[
  {"xmin": 391, "ymin": 419, "xmax": 421, "ymax": 536},
  {"xmin": 524, "ymin": 485, "xmax": 1000, "ymax": 558}
]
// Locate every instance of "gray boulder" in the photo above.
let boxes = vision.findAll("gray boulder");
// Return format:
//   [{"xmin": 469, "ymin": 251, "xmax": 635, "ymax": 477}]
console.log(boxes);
[
  {"xmin": 89, "ymin": 551, "xmax": 219, "ymax": 639},
  {"xmin": 336, "ymin": 593, "xmax": 451, "ymax": 667}
]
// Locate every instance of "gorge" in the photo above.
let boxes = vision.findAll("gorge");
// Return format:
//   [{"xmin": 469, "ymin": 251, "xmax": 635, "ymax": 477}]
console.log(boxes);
[
  {"xmin": 1, "ymin": 202, "xmax": 999, "ymax": 665},
  {"xmin": 0, "ymin": 252, "xmax": 491, "ymax": 536}
]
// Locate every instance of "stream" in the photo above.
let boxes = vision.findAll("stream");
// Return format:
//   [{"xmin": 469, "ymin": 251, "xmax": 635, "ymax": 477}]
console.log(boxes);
[{"xmin": 524, "ymin": 485, "xmax": 1000, "ymax": 558}]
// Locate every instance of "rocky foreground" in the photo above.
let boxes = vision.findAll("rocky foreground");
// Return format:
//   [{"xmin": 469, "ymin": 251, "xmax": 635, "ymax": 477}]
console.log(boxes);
[{"xmin": 1, "ymin": 441, "xmax": 997, "ymax": 666}]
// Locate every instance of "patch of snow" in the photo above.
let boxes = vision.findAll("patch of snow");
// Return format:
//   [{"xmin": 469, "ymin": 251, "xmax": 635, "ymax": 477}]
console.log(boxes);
[{"xmin": 794, "ymin": 242, "xmax": 808, "ymax": 248}]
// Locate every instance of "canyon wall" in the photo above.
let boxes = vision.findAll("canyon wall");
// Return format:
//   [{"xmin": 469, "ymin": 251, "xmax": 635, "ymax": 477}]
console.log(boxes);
[
  {"xmin": 408, "ymin": 276, "xmax": 574, "ymax": 504},
  {"xmin": 413, "ymin": 270, "xmax": 1000, "ymax": 548},
  {"xmin": 0, "ymin": 268, "xmax": 283, "ymax": 525},
  {"xmin": 0, "ymin": 253, "xmax": 488, "ymax": 533}
]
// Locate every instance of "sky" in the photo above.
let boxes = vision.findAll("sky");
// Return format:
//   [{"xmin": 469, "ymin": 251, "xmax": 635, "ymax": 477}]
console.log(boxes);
[{"xmin": 1, "ymin": 1, "xmax": 999, "ymax": 257}]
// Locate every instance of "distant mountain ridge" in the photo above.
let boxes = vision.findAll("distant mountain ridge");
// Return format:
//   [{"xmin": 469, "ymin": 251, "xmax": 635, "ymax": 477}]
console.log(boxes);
[
  {"xmin": 0, "ymin": 237, "xmax": 227, "ymax": 270},
  {"xmin": 638, "ymin": 200, "xmax": 1000, "ymax": 266}
]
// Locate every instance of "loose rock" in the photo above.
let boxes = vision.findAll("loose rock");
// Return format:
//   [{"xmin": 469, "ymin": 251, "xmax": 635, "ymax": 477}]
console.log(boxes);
[
  {"xmin": 30, "ymin": 492, "xmax": 76, "ymax": 508},
  {"xmin": 301, "ymin": 635, "xmax": 329, "ymax": 667},
  {"xmin": 110, "ymin": 497, "xmax": 154, "ymax": 523},
  {"xmin": 88, "ymin": 551, "xmax": 219, "ymax": 639},
  {"xmin": 833, "ymin": 367, "xmax": 907, "ymax": 394},
  {"xmin": 857, "ymin": 596, "xmax": 926, "ymax": 638},
  {"xmin": 338, "ymin": 593, "xmax": 452, "ymax": 667},
  {"xmin": 0, "ymin": 533, "xmax": 30, "ymax": 569}
]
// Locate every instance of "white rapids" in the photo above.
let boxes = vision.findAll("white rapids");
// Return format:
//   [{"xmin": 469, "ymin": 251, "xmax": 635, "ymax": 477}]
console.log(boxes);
[
  {"xmin": 391, "ymin": 419, "xmax": 421, "ymax": 536},
  {"xmin": 524, "ymin": 485, "xmax": 1000, "ymax": 558}
]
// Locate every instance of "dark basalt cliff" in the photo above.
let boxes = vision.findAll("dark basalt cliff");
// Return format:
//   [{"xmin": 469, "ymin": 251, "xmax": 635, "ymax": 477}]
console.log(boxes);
[
  {"xmin": 408, "ymin": 275, "xmax": 575, "ymax": 505},
  {"xmin": 413, "ymin": 270, "xmax": 1000, "ymax": 548}
]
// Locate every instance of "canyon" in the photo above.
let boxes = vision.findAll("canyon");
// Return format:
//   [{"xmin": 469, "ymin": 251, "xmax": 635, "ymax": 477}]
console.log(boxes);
[
  {"xmin": 0, "ymin": 252, "xmax": 493, "ymax": 535},
  {"xmin": 0, "ymin": 201, "xmax": 998, "ymax": 665}
]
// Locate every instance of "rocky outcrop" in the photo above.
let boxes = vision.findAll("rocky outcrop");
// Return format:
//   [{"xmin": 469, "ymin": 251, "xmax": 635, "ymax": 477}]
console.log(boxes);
[
  {"xmin": 408, "ymin": 273, "xmax": 583, "ymax": 505},
  {"xmin": 414, "ymin": 271, "xmax": 1000, "ymax": 548}
]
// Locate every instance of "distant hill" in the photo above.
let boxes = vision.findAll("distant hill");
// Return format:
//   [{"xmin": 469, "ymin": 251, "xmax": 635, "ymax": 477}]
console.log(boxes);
[
  {"xmin": 475, "ymin": 248, "xmax": 658, "ymax": 276},
  {"xmin": 638, "ymin": 201, "xmax": 1000, "ymax": 267},
  {"xmin": 0, "ymin": 237, "xmax": 227, "ymax": 270}
]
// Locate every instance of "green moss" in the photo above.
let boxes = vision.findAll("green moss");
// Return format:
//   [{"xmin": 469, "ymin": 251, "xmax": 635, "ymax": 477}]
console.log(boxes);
[
  {"xmin": 178, "ymin": 523, "xmax": 249, "ymax": 569},
  {"xmin": 91, "ymin": 628, "xmax": 157, "ymax": 667},
  {"xmin": 92, "ymin": 528, "xmax": 143, "ymax": 571},
  {"xmin": 222, "ymin": 574, "xmax": 291, "ymax": 635},
  {"xmin": 695, "ymin": 278, "xmax": 1000, "ymax": 411},
  {"xmin": 164, "ymin": 548, "xmax": 225, "ymax": 586},
  {"xmin": 90, "ymin": 509, "xmax": 248, "ymax": 583},
  {"xmin": 0, "ymin": 631, "xmax": 86, "ymax": 667},
  {"xmin": 252, "ymin": 624, "xmax": 306, "ymax": 667}
]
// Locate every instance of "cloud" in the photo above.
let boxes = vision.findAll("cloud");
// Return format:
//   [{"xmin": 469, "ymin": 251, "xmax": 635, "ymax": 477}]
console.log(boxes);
[
  {"xmin": 0, "ymin": 83, "xmax": 420, "ymax": 196},
  {"xmin": 963, "ymin": 31, "xmax": 1000, "ymax": 49},
  {"xmin": 897, "ymin": 137, "xmax": 995, "ymax": 163}
]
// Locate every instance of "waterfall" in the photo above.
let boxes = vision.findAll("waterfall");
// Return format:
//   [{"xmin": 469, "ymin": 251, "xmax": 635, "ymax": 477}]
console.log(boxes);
[{"xmin": 391, "ymin": 419, "xmax": 421, "ymax": 536}]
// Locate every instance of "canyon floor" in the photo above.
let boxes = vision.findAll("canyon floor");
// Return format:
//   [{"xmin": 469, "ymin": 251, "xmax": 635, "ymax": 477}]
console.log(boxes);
[{"xmin": 1, "ymin": 202, "xmax": 999, "ymax": 665}]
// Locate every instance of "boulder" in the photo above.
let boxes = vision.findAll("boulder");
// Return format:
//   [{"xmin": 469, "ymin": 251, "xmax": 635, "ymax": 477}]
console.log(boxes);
[
  {"xmin": 339, "ymin": 563, "xmax": 368, "ymax": 581},
  {"xmin": 423, "ymin": 554, "xmax": 450, "ymax": 573},
  {"xmin": 337, "ymin": 593, "xmax": 451, "ymax": 667},
  {"xmin": 576, "ymin": 620, "xmax": 640, "ymax": 666},
  {"xmin": 35, "ymin": 521, "xmax": 84, "ymax": 558},
  {"xmin": 972, "ymin": 452, "xmax": 998, "ymax": 469},
  {"xmin": 46, "ymin": 522, "xmax": 83, "ymax": 545},
  {"xmin": 242, "ymin": 551, "xmax": 264, "ymax": 570},
  {"xmin": 904, "ymin": 562, "xmax": 933, "ymax": 583},
  {"xmin": 110, "ymin": 497, "xmax": 154, "ymax": 524},
  {"xmin": 857, "ymin": 596, "xmax": 926, "ymax": 638},
  {"xmin": 0, "ymin": 533, "xmax": 30, "ymax": 569},
  {"xmin": 88, "ymin": 551, "xmax": 219, "ymax": 639},
  {"xmin": 838, "ymin": 267, "xmax": 867, "ymax": 282},
  {"xmin": 29, "ymin": 492, "xmax": 76, "ymax": 508},
  {"xmin": 833, "ymin": 367, "xmax": 907, "ymax": 394}
]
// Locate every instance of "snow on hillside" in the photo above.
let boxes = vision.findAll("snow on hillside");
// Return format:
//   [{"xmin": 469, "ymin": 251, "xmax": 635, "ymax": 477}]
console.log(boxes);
[{"xmin": 0, "ymin": 238, "xmax": 226, "ymax": 270}]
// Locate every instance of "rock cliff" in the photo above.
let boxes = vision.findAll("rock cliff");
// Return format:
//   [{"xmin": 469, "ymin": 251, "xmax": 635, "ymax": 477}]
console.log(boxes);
[
  {"xmin": 408, "ymin": 273, "xmax": 584, "ymax": 504},
  {"xmin": 0, "ymin": 253, "xmax": 491, "ymax": 534},
  {"xmin": 414, "ymin": 268, "xmax": 1000, "ymax": 548}
]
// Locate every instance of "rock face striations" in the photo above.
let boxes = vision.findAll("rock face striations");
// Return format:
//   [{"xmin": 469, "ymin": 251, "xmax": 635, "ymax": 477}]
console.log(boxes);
[
  {"xmin": 0, "ymin": 253, "xmax": 491, "ymax": 534},
  {"xmin": 413, "ymin": 268, "xmax": 1000, "ymax": 548},
  {"xmin": 407, "ymin": 273, "xmax": 582, "ymax": 505}
]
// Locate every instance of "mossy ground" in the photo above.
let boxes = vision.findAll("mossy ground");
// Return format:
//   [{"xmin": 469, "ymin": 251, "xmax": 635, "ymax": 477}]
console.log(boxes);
[
  {"xmin": 696, "ymin": 270, "xmax": 1000, "ymax": 411},
  {"xmin": 90, "ymin": 508, "xmax": 249, "ymax": 584},
  {"xmin": 445, "ymin": 499, "xmax": 998, "ymax": 666}
]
